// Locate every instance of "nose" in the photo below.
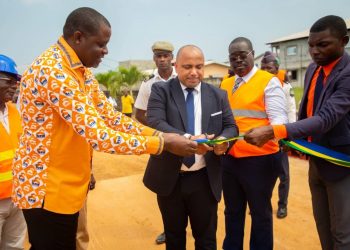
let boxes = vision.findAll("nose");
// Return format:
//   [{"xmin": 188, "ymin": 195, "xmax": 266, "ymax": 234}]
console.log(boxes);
[
  {"xmin": 102, "ymin": 46, "xmax": 108, "ymax": 55},
  {"xmin": 309, "ymin": 46, "xmax": 319, "ymax": 56}
]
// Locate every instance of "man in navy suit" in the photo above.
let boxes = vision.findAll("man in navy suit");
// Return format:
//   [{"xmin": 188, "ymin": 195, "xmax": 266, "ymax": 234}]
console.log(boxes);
[
  {"xmin": 245, "ymin": 15, "xmax": 350, "ymax": 250},
  {"xmin": 144, "ymin": 45, "xmax": 238, "ymax": 250}
]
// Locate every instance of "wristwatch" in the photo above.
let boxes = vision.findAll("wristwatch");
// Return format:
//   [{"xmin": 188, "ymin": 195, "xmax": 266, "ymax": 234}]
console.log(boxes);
[{"xmin": 183, "ymin": 133, "xmax": 192, "ymax": 139}]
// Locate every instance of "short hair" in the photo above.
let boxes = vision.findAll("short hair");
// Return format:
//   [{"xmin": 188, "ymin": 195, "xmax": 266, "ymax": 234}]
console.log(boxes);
[
  {"xmin": 63, "ymin": 7, "xmax": 111, "ymax": 38},
  {"xmin": 310, "ymin": 15, "xmax": 347, "ymax": 38},
  {"xmin": 261, "ymin": 51, "xmax": 279, "ymax": 66},
  {"xmin": 229, "ymin": 37, "xmax": 253, "ymax": 51}
]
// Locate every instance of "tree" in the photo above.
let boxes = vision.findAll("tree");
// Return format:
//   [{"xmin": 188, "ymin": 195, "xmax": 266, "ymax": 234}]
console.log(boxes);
[{"xmin": 95, "ymin": 66, "xmax": 146, "ymax": 98}]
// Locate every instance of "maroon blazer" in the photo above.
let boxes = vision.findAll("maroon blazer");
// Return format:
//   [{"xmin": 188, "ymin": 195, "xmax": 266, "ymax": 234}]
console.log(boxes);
[{"xmin": 286, "ymin": 53, "xmax": 350, "ymax": 181}]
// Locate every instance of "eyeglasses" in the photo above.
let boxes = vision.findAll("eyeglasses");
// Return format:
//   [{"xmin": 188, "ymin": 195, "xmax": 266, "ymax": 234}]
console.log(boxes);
[
  {"xmin": 229, "ymin": 50, "xmax": 253, "ymax": 62},
  {"xmin": 0, "ymin": 77, "xmax": 19, "ymax": 86}
]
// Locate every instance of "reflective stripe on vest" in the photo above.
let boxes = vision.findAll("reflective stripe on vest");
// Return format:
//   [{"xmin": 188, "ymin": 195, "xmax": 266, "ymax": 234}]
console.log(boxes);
[
  {"xmin": 0, "ymin": 170, "xmax": 12, "ymax": 182},
  {"xmin": 0, "ymin": 150, "xmax": 15, "ymax": 162},
  {"xmin": 232, "ymin": 109, "xmax": 268, "ymax": 119}
]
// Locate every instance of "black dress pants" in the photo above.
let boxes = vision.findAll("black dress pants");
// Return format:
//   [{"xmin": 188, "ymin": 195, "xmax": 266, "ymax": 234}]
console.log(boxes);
[
  {"xmin": 222, "ymin": 152, "xmax": 281, "ymax": 250},
  {"xmin": 23, "ymin": 208, "xmax": 79, "ymax": 250},
  {"xmin": 157, "ymin": 168, "xmax": 218, "ymax": 250}
]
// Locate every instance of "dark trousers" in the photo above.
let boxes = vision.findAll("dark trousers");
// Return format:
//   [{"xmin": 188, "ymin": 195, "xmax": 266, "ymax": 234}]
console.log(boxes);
[
  {"xmin": 309, "ymin": 159, "xmax": 350, "ymax": 250},
  {"xmin": 23, "ymin": 208, "xmax": 79, "ymax": 250},
  {"xmin": 222, "ymin": 152, "xmax": 281, "ymax": 250},
  {"xmin": 278, "ymin": 152, "xmax": 290, "ymax": 208},
  {"xmin": 157, "ymin": 168, "xmax": 218, "ymax": 250}
]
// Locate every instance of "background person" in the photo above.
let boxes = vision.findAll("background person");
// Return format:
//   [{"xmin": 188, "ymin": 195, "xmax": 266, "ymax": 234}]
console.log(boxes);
[
  {"xmin": 261, "ymin": 51, "xmax": 297, "ymax": 218},
  {"xmin": 0, "ymin": 54, "xmax": 26, "ymax": 250},
  {"xmin": 134, "ymin": 40, "xmax": 177, "ymax": 245},
  {"xmin": 121, "ymin": 89, "xmax": 134, "ymax": 117}
]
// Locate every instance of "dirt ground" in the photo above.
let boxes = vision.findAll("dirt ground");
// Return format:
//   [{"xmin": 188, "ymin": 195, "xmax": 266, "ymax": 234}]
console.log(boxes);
[{"xmin": 83, "ymin": 152, "xmax": 321, "ymax": 250}]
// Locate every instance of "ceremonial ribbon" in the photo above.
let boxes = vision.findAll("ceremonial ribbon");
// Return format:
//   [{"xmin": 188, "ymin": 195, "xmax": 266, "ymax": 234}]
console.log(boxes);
[
  {"xmin": 281, "ymin": 139, "xmax": 350, "ymax": 167},
  {"xmin": 194, "ymin": 136, "xmax": 243, "ymax": 145},
  {"xmin": 196, "ymin": 136, "xmax": 350, "ymax": 168}
]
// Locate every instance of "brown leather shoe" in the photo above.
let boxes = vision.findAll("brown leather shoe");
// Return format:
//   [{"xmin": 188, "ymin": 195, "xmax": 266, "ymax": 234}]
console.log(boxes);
[{"xmin": 155, "ymin": 232, "xmax": 166, "ymax": 244}]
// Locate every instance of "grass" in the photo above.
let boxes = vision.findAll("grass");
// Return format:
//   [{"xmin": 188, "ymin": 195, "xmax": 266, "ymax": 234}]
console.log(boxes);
[{"xmin": 293, "ymin": 87, "xmax": 304, "ymax": 111}]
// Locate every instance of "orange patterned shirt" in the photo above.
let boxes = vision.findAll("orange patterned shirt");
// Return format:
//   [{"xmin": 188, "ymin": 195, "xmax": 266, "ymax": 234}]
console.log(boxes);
[{"xmin": 12, "ymin": 37, "xmax": 163, "ymax": 214}]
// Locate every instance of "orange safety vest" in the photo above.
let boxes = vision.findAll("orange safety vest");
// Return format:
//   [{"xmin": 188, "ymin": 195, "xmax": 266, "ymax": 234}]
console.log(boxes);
[
  {"xmin": 0, "ymin": 103, "xmax": 22, "ymax": 199},
  {"xmin": 220, "ymin": 70, "xmax": 280, "ymax": 158},
  {"xmin": 276, "ymin": 69, "xmax": 286, "ymax": 86}
]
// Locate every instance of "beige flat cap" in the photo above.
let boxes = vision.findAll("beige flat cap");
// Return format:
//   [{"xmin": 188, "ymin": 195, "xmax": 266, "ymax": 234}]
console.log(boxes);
[{"xmin": 151, "ymin": 41, "xmax": 174, "ymax": 52}]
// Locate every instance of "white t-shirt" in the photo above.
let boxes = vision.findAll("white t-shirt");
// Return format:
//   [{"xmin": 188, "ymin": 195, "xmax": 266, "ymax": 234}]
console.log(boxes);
[{"xmin": 134, "ymin": 67, "xmax": 177, "ymax": 110}]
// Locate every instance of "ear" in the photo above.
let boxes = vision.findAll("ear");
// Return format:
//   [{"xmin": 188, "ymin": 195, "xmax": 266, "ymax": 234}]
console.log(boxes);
[
  {"xmin": 342, "ymin": 35, "xmax": 349, "ymax": 47},
  {"xmin": 72, "ymin": 31, "xmax": 84, "ymax": 45}
]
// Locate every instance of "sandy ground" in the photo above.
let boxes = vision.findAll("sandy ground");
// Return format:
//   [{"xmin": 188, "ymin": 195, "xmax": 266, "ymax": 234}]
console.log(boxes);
[
  {"xmin": 83, "ymin": 152, "xmax": 321, "ymax": 250},
  {"xmin": 24, "ymin": 152, "xmax": 321, "ymax": 249}
]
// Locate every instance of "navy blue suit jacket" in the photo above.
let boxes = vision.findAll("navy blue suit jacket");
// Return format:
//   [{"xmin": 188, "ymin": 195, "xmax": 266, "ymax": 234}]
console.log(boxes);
[
  {"xmin": 143, "ymin": 77, "xmax": 238, "ymax": 201},
  {"xmin": 286, "ymin": 53, "xmax": 350, "ymax": 181}
]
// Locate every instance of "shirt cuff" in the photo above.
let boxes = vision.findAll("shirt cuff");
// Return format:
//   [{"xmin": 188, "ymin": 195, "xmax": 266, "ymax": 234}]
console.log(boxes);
[
  {"xmin": 141, "ymin": 126, "xmax": 158, "ymax": 136},
  {"xmin": 272, "ymin": 125, "xmax": 287, "ymax": 139},
  {"xmin": 146, "ymin": 135, "xmax": 164, "ymax": 155}
]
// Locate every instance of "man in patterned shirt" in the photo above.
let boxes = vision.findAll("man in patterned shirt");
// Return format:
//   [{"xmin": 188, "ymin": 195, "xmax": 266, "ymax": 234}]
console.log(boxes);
[{"xmin": 13, "ymin": 7, "xmax": 197, "ymax": 250}]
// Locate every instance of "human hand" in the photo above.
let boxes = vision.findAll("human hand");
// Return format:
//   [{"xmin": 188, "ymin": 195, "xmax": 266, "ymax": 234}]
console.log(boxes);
[
  {"xmin": 213, "ymin": 136, "xmax": 229, "ymax": 155},
  {"xmin": 191, "ymin": 134, "xmax": 214, "ymax": 155},
  {"xmin": 163, "ymin": 133, "xmax": 197, "ymax": 156},
  {"xmin": 244, "ymin": 125, "xmax": 275, "ymax": 147}
]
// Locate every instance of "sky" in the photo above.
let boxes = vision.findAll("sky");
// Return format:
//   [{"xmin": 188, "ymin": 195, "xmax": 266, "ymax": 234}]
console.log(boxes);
[{"xmin": 1, "ymin": 0, "xmax": 350, "ymax": 74}]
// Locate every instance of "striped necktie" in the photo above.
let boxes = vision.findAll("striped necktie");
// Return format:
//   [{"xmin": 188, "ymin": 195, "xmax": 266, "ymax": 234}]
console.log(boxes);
[{"xmin": 232, "ymin": 77, "xmax": 243, "ymax": 94}]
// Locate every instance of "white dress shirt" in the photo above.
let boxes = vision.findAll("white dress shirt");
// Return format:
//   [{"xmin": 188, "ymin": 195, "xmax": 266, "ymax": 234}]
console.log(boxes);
[
  {"xmin": 235, "ymin": 66, "xmax": 288, "ymax": 125},
  {"xmin": 134, "ymin": 67, "xmax": 177, "ymax": 110},
  {"xmin": 179, "ymin": 82, "xmax": 206, "ymax": 172},
  {"xmin": 0, "ymin": 105, "xmax": 9, "ymax": 133}
]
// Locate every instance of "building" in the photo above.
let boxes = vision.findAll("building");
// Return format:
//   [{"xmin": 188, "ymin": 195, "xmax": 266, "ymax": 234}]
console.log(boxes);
[
  {"xmin": 203, "ymin": 61, "xmax": 230, "ymax": 86},
  {"xmin": 121, "ymin": 59, "xmax": 230, "ymax": 89},
  {"xmin": 266, "ymin": 19, "xmax": 350, "ymax": 87}
]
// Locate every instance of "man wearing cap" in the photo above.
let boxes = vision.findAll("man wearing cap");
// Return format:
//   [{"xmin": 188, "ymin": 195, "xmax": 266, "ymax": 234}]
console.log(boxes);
[
  {"xmin": 135, "ymin": 41, "xmax": 177, "ymax": 244},
  {"xmin": 135, "ymin": 41, "xmax": 177, "ymax": 126},
  {"xmin": 0, "ymin": 54, "xmax": 26, "ymax": 249},
  {"xmin": 261, "ymin": 51, "xmax": 296, "ymax": 219}
]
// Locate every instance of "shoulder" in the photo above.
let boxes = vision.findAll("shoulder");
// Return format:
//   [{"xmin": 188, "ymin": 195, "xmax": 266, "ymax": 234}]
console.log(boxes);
[{"xmin": 202, "ymin": 82, "xmax": 227, "ymax": 97}]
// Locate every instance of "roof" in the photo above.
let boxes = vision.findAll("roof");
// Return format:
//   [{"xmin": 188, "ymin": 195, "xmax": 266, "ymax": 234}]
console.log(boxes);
[
  {"xmin": 267, "ymin": 18, "xmax": 350, "ymax": 44},
  {"xmin": 204, "ymin": 60, "xmax": 230, "ymax": 67}
]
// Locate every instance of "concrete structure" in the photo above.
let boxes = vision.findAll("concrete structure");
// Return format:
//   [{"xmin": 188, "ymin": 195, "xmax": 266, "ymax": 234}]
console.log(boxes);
[
  {"xmin": 266, "ymin": 19, "xmax": 350, "ymax": 87},
  {"xmin": 203, "ymin": 61, "xmax": 230, "ymax": 86},
  {"xmin": 121, "ymin": 59, "xmax": 230, "ymax": 89}
]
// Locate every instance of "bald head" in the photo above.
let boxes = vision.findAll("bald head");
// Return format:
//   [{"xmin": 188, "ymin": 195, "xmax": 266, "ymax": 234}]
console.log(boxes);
[
  {"xmin": 175, "ymin": 45, "xmax": 204, "ymax": 88},
  {"xmin": 176, "ymin": 45, "xmax": 204, "ymax": 62}
]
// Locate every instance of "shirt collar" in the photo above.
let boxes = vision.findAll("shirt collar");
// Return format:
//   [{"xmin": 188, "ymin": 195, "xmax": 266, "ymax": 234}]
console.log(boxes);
[
  {"xmin": 179, "ymin": 81, "xmax": 201, "ymax": 94},
  {"xmin": 57, "ymin": 36, "xmax": 84, "ymax": 69},
  {"xmin": 321, "ymin": 56, "xmax": 342, "ymax": 78},
  {"xmin": 0, "ymin": 103, "xmax": 9, "ymax": 117},
  {"xmin": 235, "ymin": 65, "xmax": 258, "ymax": 83},
  {"xmin": 154, "ymin": 66, "xmax": 177, "ymax": 81}
]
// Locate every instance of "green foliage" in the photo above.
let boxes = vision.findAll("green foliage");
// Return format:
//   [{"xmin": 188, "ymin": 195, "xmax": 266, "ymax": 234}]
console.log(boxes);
[
  {"xmin": 95, "ymin": 66, "xmax": 146, "ymax": 98},
  {"xmin": 293, "ymin": 87, "xmax": 304, "ymax": 111}
]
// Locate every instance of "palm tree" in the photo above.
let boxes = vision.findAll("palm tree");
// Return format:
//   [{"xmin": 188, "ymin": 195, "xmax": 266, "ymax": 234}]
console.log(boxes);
[{"xmin": 95, "ymin": 66, "xmax": 146, "ymax": 98}]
